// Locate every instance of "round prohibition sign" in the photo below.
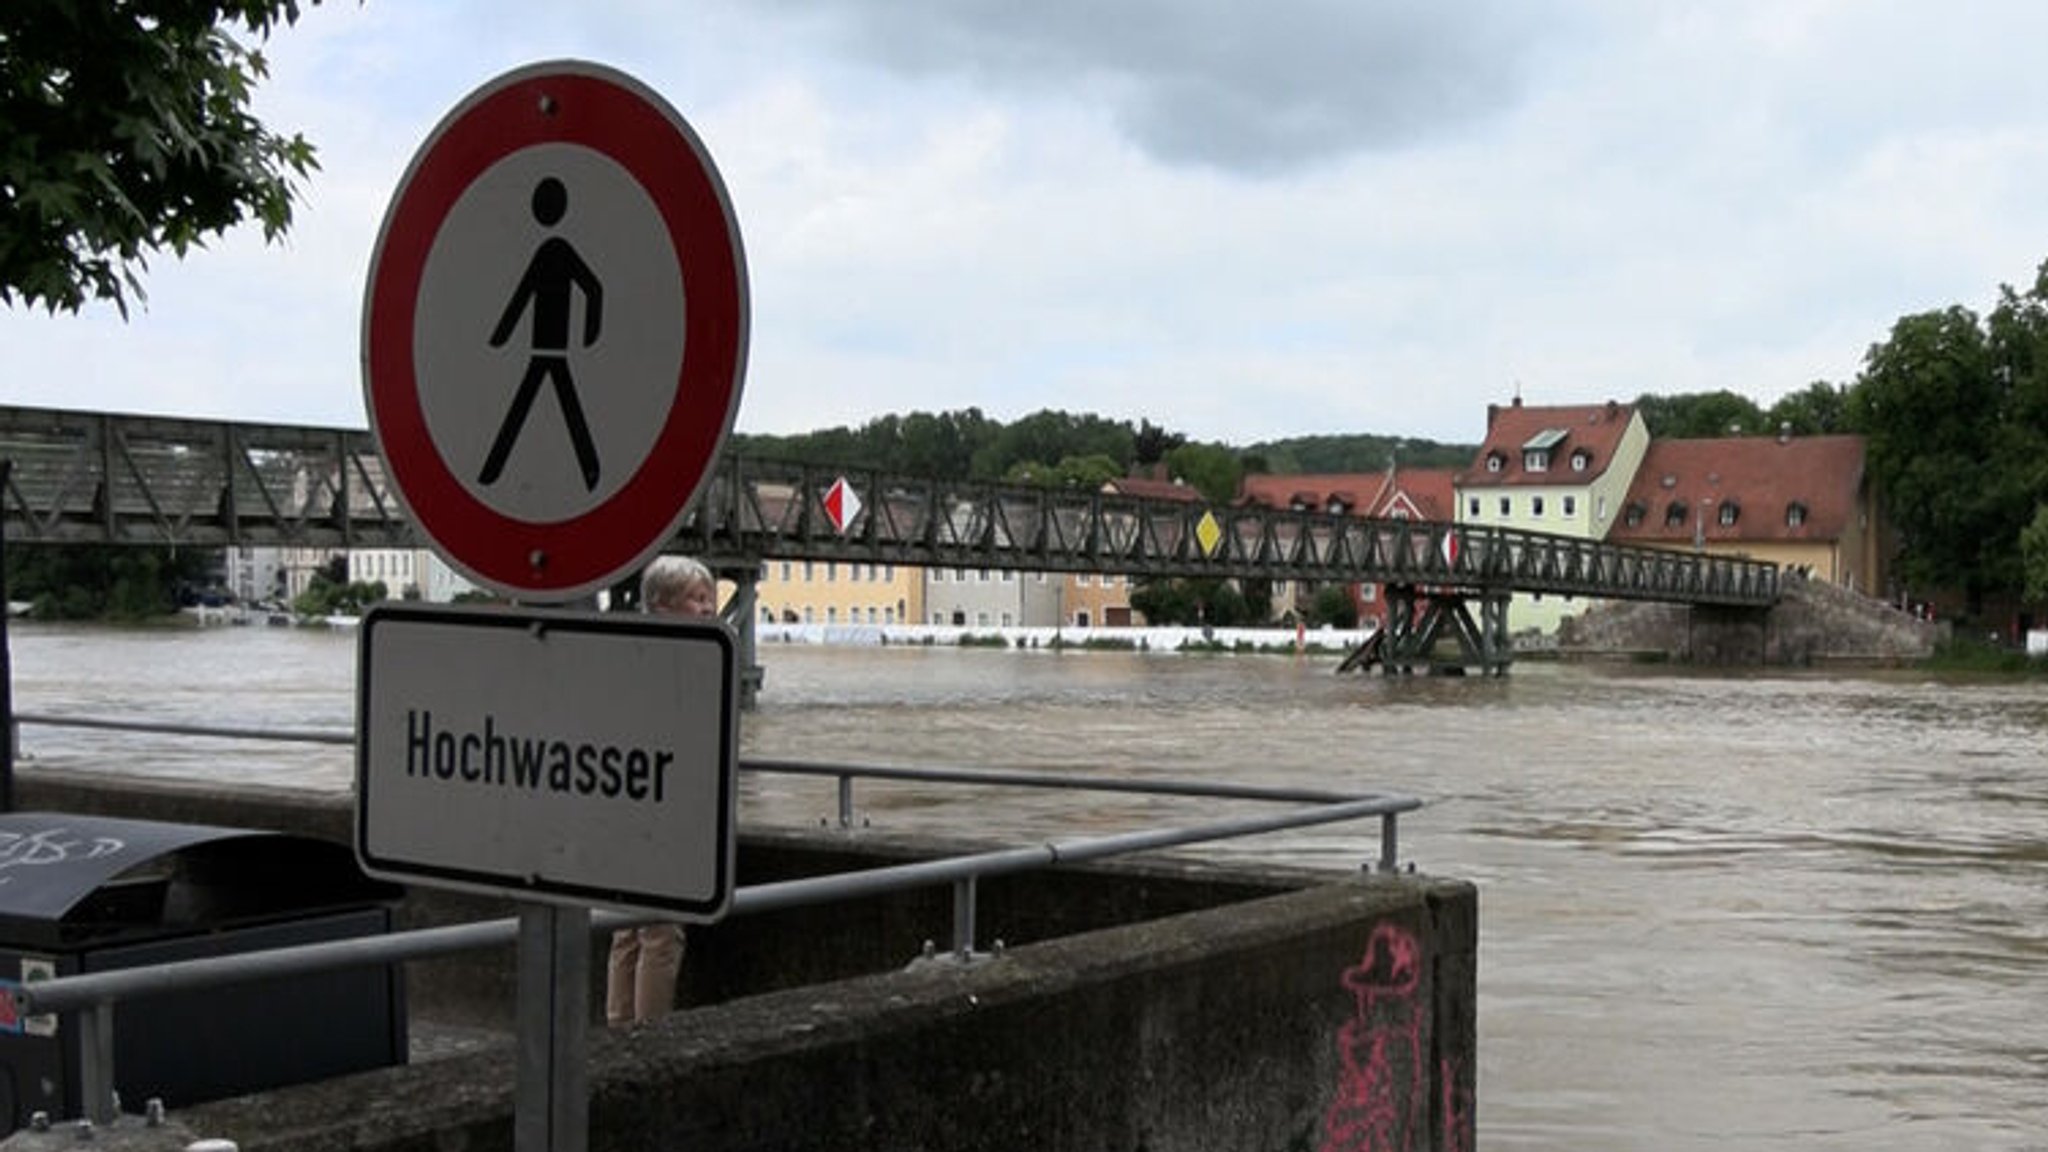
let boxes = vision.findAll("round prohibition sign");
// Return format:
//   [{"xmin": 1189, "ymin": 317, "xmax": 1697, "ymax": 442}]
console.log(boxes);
[{"xmin": 363, "ymin": 60, "xmax": 748, "ymax": 602}]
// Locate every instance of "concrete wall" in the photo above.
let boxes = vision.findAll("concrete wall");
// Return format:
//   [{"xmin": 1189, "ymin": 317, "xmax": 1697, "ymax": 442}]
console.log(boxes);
[{"xmin": 14, "ymin": 771, "xmax": 1477, "ymax": 1152}]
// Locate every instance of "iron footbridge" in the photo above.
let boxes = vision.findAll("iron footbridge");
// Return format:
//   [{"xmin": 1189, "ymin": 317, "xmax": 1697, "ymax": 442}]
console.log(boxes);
[{"xmin": 0, "ymin": 405, "xmax": 1779, "ymax": 675}]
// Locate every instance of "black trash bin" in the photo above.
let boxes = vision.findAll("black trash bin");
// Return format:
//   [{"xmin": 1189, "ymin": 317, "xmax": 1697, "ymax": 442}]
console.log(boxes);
[{"xmin": 0, "ymin": 812, "xmax": 406, "ymax": 1131}]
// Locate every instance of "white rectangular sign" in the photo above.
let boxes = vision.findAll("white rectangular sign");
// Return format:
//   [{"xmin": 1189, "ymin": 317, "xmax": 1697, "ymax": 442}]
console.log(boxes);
[{"xmin": 355, "ymin": 602, "xmax": 736, "ymax": 919}]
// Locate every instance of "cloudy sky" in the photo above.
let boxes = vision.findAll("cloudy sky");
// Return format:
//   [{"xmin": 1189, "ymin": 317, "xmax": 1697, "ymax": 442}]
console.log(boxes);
[{"xmin": 8, "ymin": 1, "xmax": 2048, "ymax": 447}]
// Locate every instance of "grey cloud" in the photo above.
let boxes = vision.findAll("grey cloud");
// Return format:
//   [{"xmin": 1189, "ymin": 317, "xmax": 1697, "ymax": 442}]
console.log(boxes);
[{"xmin": 759, "ymin": 0, "xmax": 1566, "ymax": 174}]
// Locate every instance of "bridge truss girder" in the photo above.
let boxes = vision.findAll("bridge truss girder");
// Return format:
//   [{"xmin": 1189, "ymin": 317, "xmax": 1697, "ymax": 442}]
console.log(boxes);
[{"xmin": 0, "ymin": 406, "xmax": 1778, "ymax": 609}]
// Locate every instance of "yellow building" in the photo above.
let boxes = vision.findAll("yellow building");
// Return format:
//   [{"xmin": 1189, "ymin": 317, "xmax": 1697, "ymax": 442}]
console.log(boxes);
[
  {"xmin": 1454, "ymin": 398, "xmax": 1652, "ymax": 633},
  {"xmin": 752, "ymin": 558, "xmax": 924, "ymax": 627},
  {"xmin": 1609, "ymin": 434, "xmax": 1883, "ymax": 595}
]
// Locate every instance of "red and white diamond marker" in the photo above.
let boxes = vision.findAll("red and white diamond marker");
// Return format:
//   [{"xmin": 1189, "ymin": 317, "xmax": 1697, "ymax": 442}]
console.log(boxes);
[{"xmin": 823, "ymin": 476, "xmax": 862, "ymax": 534}]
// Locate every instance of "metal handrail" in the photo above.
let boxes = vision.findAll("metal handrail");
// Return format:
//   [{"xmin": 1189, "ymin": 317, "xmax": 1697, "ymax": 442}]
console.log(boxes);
[
  {"xmin": 5, "ymin": 706, "xmax": 1422, "ymax": 1124},
  {"xmin": 18, "ymin": 791, "xmax": 1415, "ymax": 1018}
]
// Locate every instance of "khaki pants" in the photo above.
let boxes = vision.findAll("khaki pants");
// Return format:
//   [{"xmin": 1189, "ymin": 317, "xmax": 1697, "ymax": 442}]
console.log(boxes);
[{"xmin": 605, "ymin": 924, "xmax": 685, "ymax": 1026}]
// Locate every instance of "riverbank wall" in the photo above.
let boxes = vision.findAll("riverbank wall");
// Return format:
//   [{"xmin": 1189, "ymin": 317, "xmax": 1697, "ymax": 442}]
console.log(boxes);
[
  {"xmin": 1555, "ymin": 572, "xmax": 1945, "ymax": 666},
  {"xmin": 14, "ymin": 769, "xmax": 1476, "ymax": 1152}
]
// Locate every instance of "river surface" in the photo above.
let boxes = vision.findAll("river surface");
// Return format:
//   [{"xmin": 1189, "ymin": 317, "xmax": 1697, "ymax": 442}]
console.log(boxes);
[{"xmin": 7, "ymin": 621, "xmax": 2047, "ymax": 1151}]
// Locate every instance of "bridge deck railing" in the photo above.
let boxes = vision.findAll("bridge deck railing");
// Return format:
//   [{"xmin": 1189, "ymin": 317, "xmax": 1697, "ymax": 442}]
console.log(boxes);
[{"xmin": 0, "ymin": 404, "xmax": 1778, "ymax": 607}]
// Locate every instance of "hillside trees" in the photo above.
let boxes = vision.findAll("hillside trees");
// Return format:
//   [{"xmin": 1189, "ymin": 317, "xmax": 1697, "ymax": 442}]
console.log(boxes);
[
  {"xmin": 1632, "ymin": 390, "xmax": 1770, "ymax": 439},
  {"xmin": 1848, "ymin": 289, "xmax": 2048, "ymax": 614},
  {"xmin": 5, "ymin": 544, "xmax": 216, "ymax": 619},
  {"xmin": 1, "ymin": 2, "xmax": 328, "ymax": 314},
  {"xmin": 1164, "ymin": 442, "xmax": 1242, "ymax": 504},
  {"xmin": 1765, "ymin": 381, "xmax": 1852, "ymax": 435},
  {"xmin": 2023, "ymin": 506, "xmax": 2048, "ymax": 604}
]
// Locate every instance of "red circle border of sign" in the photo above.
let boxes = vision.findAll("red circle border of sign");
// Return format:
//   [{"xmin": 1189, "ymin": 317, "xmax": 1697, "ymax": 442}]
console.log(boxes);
[{"xmin": 364, "ymin": 62, "xmax": 746, "ymax": 601}]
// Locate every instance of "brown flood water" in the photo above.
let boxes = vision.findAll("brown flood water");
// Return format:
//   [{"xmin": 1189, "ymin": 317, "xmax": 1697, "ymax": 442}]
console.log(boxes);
[{"xmin": 10, "ymin": 622, "xmax": 2047, "ymax": 1150}]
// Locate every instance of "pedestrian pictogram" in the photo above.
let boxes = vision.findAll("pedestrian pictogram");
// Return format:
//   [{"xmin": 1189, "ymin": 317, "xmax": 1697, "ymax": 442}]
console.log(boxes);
[
  {"xmin": 824, "ymin": 476, "xmax": 862, "ymax": 534},
  {"xmin": 480, "ymin": 176, "xmax": 606, "ymax": 490},
  {"xmin": 363, "ymin": 60, "xmax": 748, "ymax": 603}
]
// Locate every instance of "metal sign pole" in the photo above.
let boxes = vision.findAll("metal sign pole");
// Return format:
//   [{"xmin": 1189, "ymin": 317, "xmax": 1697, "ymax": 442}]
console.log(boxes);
[
  {"xmin": 515, "ymin": 903, "xmax": 589, "ymax": 1152},
  {"xmin": 1, "ymin": 458, "xmax": 14, "ymax": 813}
]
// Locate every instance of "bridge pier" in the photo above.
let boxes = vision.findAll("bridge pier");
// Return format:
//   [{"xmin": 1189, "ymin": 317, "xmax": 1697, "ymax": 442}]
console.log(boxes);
[
  {"xmin": 1359, "ymin": 586, "xmax": 1512, "ymax": 677},
  {"xmin": 1685, "ymin": 602, "xmax": 1771, "ymax": 665}
]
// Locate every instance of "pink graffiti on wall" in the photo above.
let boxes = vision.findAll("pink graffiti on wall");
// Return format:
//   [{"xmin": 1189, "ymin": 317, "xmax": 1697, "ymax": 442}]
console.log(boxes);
[
  {"xmin": 1441, "ymin": 1055, "xmax": 1473, "ymax": 1152},
  {"xmin": 1319, "ymin": 922, "xmax": 1424, "ymax": 1152}
]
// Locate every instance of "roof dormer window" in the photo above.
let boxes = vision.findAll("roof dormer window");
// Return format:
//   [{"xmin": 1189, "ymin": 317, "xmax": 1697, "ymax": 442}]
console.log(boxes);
[
  {"xmin": 1624, "ymin": 501, "xmax": 1646, "ymax": 528},
  {"xmin": 1521, "ymin": 429, "xmax": 1567, "ymax": 474},
  {"xmin": 1570, "ymin": 448, "xmax": 1593, "ymax": 473},
  {"xmin": 1665, "ymin": 501, "xmax": 1688, "ymax": 528},
  {"xmin": 1486, "ymin": 451, "xmax": 1506, "ymax": 473},
  {"xmin": 1787, "ymin": 501, "xmax": 1808, "ymax": 528},
  {"xmin": 1718, "ymin": 501, "xmax": 1739, "ymax": 527}
]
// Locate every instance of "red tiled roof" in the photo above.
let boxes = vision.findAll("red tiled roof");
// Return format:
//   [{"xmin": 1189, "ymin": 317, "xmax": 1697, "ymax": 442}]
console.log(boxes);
[
  {"xmin": 1608, "ymin": 435, "xmax": 1867, "ymax": 545},
  {"xmin": 1370, "ymin": 467, "xmax": 1456, "ymax": 521},
  {"xmin": 1238, "ymin": 473, "xmax": 1376, "ymax": 514},
  {"xmin": 1455, "ymin": 399, "xmax": 1637, "ymax": 487},
  {"xmin": 1236, "ymin": 467, "xmax": 1457, "ymax": 521}
]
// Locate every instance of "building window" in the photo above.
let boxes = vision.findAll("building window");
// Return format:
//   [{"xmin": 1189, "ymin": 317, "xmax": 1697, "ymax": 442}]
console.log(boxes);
[
  {"xmin": 1718, "ymin": 501, "xmax": 1739, "ymax": 527},
  {"xmin": 1521, "ymin": 429, "xmax": 1565, "ymax": 474},
  {"xmin": 1570, "ymin": 449, "xmax": 1592, "ymax": 472},
  {"xmin": 1077, "ymin": 573, "xmax": 1092, "ymax": 587},
  {"xmin": 884, "ymin": 565, "xmax": 895, "ymax": 582},
  {"xmin": 1001, "ymin": 571, "xmax": 1015, "ymax": 583},
  {"xmin": 1665, "ymin": 502, "xmax": 1688, "ymax": 528},
  {"xmin": 1467, "ymin": 497, "xmax": 1480, "ymax": 518},
  {"xmin": 884, "ymin": 607, "xmax": 896, "ymax": 624},
  {"xmin": 1001, "ymin": 612, "xmax": 1014, "ymax": 626},
  {"xmin": 1563, "ymin": 495, "xmax": 1577, "ymax": 517},
  {"xmin": 976, "ymin": 611, "xmax": 991, "ymax": 626},
  {"xmin": 826, "ymin": 606, "xmax": 837, "ymax": 623},
  {"xmin": 803, "ymin": 606, "xmax": 814, "ymax": 623},
  {"xmin": 760, "ymin": 606, "xmax": 773, "ymax": 623},
  {"xmin": 1787, "ymin": 502, "xmax": 1808, "ymax": 528},
  {"xmin": 826, "ymin": 562, "xmax": 837, "ymax": 582},
  {"xmin": 1498, "ymin": 497, "xmax": 1511, "ymax": 517},
  {"xmin": 1531, "ymin": 496, "xmax": 1545, "ymax": 517},
  {"xmin": 803, "ymin": 561, "xmax": 813, "ymax": 581},
  {"xmin": 1486, "ymin": 451, "xmax": 1505, "ymax": 473},
  {"xmin": 978, "ymin": 568, "xmax": 991, "ymax": 582},
  {"xmin": 1624, "ymin": 501, "xmax": 1645, "ymax": 528}
]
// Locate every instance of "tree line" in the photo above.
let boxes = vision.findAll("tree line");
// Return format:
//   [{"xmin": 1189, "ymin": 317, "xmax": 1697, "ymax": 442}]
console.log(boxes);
[{"xmin": 734, "ymin": 412, "xmax": 1473, "ymax": 505}]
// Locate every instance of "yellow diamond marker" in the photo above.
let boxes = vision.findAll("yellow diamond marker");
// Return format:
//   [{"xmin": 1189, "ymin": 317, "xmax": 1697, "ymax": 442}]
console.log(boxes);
[{"xmin": 1195, "ymin": 509, "xmax": 1223, "ymax": 557}]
